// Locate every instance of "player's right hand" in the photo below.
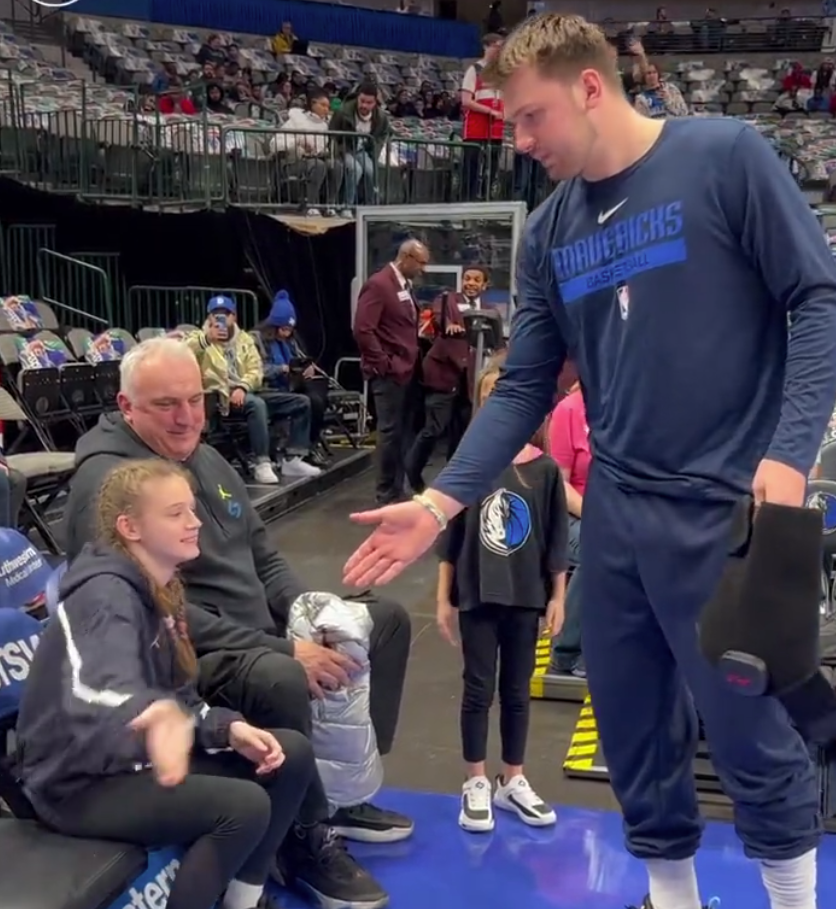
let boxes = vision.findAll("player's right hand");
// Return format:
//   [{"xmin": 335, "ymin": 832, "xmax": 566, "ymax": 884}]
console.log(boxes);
[{"xmin": 343, "ymin": 501, "xmax": 441, "ymax": 587}]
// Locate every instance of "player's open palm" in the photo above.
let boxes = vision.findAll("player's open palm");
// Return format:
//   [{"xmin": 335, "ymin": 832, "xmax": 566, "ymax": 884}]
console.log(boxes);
[{"xmin": 344, "ymin": 501, "xmax": 441, "ymax": 587}]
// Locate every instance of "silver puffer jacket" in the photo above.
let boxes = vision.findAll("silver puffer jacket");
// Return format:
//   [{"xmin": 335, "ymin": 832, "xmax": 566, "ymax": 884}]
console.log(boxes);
[{"xmin": 287, "ymin": 591, "xmax": 383, "ymax": 808}]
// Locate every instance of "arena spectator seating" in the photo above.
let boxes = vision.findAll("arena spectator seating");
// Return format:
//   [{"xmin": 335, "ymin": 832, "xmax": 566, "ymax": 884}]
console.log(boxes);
[
  {"xmin": 0, "ymin": 292, "xmax": 365, "ymax": 487},
  {"xmin": 3, "ymin": 13, "xmax": 836, "ymax": 205}
]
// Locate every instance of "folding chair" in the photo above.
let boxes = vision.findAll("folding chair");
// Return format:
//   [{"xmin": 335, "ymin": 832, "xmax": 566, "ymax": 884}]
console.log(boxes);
[
  {"xmin": 136, "ymin": 327, "xmax": 167, "ymax": 342},
  {"xmin": 65, "ymin": 328, "xmax": 137, "ymax": 412},
  {"xmin": 30, "ymin": 301, "xmax": 61, "ymax": 334},
  {"xmin": 249, "ymin": 329, "xmax": 369, "ymax": 451},
  {"xmin": 203, "ymin": 390, "xmax": 251, "ymax": 474},
  {"xmin": 0, "ymin": 296, "xmax": 55, "ymax": 336},
  {"xmin": 0, "ymin": 388, "xmax": 76, "ymax": 554},
  {"xmin": 33, "ymin": 331, "xmax": 100, "ymax": 430}
]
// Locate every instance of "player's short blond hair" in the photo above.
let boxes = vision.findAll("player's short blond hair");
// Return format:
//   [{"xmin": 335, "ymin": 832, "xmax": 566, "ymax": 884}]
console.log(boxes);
[{"xmin": 483, "ymin": 13, "xmax": 618, "ymax": 88}]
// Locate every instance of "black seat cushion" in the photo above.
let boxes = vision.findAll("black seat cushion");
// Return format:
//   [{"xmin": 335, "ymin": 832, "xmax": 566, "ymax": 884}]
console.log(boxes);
[{"xmin": 0, "ymin": 819, "xmax": 147, "ymax": 909}]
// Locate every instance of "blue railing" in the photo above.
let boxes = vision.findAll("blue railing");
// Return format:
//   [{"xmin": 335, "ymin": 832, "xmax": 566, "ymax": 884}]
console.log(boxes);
[{"xmin": 70, "ymin": 0, "xmax": 480, "ymax": 58}]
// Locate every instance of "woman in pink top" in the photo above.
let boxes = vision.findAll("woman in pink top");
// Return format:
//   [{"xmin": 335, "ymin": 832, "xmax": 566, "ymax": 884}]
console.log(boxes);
[{"xmin": 547, "ymin": 382, "xmax": 590, "ymax": 677}]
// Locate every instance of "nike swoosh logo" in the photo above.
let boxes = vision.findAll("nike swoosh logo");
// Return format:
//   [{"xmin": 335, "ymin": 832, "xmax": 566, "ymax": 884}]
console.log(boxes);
[{"xmin": 597, "ymin": 199, "xmax": 627, "ymax": 225}]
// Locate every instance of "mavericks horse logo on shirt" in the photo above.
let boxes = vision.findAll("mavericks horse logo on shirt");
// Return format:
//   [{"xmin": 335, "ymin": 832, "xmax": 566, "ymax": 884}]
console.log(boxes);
[{"xmin": 479, "ymin": 489, "xmax": 532, "ymax": 557}]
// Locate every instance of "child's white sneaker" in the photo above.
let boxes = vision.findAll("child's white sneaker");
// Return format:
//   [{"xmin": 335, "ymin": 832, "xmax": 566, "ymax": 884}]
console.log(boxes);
[
  {"xmin": 459, "ymin": 775, "xmax": 495, "ymax": 833},
  {"xmin": 493, "ymin": 774, "xmax": 557, "ymax": 827}
]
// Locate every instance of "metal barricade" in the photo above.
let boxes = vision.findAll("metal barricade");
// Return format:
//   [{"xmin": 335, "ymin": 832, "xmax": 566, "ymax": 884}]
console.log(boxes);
[
  {"xmin": 378, "ymin": 135, "xmax": 481, "ymax": 206},
  {"xmin": 221, "ymin": 127, "xmax": 517, "ymax": 209},
  {"xmin": 0, "ymin": 70, "xmax": 21, "ymax": 176},
  {"xmin": 126, "ymin": 286, "xmax": 260, "ymax": 334},
  {"xmin": 69, "ymin": 252, "xmax": 129, "ymax": 327},
  {"xmin": 16, "ymin": 81, "xmax": 93, "ymax": 195},
  {"xmin": 222, "ymin": 127, "xmax": 364, "ymax": 211},
  {"xmin": 36, "ymin": 249, "xmax": 114, "ymax": 330},
  {"xmin": 146, "ymin": 112, "xmax": 226, "ymax": 211},
  {"xmin": 4, "ymin": 80, "xmax": 550, "ymax": 210},
  {"xmin": 0, "ymin": 224, "xmax": 56, "ymax": 297}
]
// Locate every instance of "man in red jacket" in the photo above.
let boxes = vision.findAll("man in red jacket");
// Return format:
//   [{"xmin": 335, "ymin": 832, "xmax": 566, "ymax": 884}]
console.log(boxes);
[
  {"xmin": 353, "ymin": 240, "xmax": 429, "ymax": 504},
  {"xmin": 158, "ymin": 81, "xmax": 197, "ymax": 115},
  {"xmin": 461, "ymin": 33, "xmax": 505, "ymax": 200}
]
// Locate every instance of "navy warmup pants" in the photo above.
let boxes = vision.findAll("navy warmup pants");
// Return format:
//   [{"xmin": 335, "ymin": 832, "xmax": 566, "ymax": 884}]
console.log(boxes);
[{"xmin": 580, "ymin": 466, "xmax": 821, "ymax": 862}]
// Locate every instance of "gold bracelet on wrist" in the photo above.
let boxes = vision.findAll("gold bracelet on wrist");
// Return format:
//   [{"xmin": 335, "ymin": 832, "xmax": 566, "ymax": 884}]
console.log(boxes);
[{"xmin": 413, "ymin": 493, "xmax": 449, "ymax": 531}]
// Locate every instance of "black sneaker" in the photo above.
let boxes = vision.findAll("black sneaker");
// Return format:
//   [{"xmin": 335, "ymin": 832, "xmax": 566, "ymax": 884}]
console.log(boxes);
[
  {"xmin": 329, "ymin": 802, "xmax": 415, "ymax": 844},
  {"xmin": 550, "ymin": 655, "xmax": 586, "ymax": 678},
  {"xmin": 279, "ymin": 823, "xmax": 389, "ymax": 909}
]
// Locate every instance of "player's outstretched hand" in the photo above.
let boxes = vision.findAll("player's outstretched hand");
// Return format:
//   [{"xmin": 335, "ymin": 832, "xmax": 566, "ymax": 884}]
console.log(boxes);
[{"xmin": 343, "ymin": 500, "xmax": 442, "ymax": 587}]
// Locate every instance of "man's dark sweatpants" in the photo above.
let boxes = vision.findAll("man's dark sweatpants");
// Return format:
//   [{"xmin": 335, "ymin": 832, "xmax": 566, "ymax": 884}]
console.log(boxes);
[
  {"xmin": 197, "ymin": 598, "xmax": 410, "ymax": 759},
  {"xmin": 580, "ymin": 466, "xmax": 821, "ymax": 861}
]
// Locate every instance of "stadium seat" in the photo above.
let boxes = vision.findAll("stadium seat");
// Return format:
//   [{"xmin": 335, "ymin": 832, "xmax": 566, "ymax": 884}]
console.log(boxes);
[
  {"xmin": 0, "ymin": 819, "xmax": 147, "ymax": 909},
  {"xmin": 0, "ymin": 331, "xmax": 97, "ymax": 444},
  {"xmin": 0, "ymin": 298, "xmax": 61, "ymax": 337},
  {"xmin": 65, "ymin": 328, "xmax": 138, "ymax": 410},
  {"xmin": 135, "ymin": 328, "xmax": 166, "ymax": 342},
  {"xmin": 0, "ymin": 605, "xmax": 148, "ymax": 909},
  {"xmin": 0, "ymin": 388, "xmax": 75, "ymax": 554}
]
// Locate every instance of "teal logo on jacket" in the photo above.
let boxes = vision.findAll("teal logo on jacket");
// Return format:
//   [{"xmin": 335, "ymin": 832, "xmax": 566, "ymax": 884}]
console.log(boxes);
[{"xmin": 217, "ymin": 484, "xmax": 242, "ymax": 520}]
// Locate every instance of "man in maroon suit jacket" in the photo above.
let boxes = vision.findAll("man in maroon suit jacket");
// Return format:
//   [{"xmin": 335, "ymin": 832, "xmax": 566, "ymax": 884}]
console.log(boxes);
[
  {"xmin": 405, "ymin": 266, "xmax": 495, "ymax": 492},
  {"xmin": 353, "ymin": 239, "xmax": 429, "ymax": 503}
]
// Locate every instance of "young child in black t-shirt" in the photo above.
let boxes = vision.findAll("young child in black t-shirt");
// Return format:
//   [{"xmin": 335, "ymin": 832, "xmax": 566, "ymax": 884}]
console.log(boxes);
[{"xmin": 436, "ymin": 357, "xmax": 568, "ymax": 833}]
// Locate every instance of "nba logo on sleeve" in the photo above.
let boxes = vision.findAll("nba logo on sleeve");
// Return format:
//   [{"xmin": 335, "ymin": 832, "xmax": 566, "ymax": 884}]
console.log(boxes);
[{"xmin": 616, "ymin": 283, "xmax": 630, "ymax": 320}]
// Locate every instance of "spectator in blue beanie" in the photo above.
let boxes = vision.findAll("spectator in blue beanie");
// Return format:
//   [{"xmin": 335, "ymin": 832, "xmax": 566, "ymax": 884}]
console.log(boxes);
[{"xmin": 257, "ymin": 291, "xmax": 328, "ymax": 465}]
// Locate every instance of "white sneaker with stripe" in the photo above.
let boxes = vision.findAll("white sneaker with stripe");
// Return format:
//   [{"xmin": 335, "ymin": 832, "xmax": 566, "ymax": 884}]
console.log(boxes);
[
  {"xmin": 458, "ymin": 776, "xmax": 495, "ymax": 833},
  {"xmin": 493, "ymin": 774, "xmax": 557, "ymax": 827}
]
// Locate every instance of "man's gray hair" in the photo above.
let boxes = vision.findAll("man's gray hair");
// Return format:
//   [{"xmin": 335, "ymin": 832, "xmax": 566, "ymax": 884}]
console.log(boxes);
[{"xmin": 120, "ymin": 337, "xmax": 199, "ymax": 401}]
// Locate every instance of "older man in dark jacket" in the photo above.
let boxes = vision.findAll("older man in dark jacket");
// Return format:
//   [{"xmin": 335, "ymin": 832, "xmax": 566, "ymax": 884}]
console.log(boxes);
[{"xmin": 62, "ymin": 336, "xmax": 413, "ymax": 909}]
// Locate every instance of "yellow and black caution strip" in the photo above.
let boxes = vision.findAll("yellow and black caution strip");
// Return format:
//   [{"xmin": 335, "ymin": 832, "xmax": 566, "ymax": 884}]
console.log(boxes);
[
  {"xmin": 561, "ymin": 700, "xmax": 741, "ymax": 815},
  {"xmin": 529, "ymin": 633, "xmax": 587, "ymax": 703},
  {"xmin": 562, "ymin": 695, "xmax": 609, "ymax": 780},
  {"xmin": 529, "ymin": 634, "xmax": 552, "ymax": 699}
]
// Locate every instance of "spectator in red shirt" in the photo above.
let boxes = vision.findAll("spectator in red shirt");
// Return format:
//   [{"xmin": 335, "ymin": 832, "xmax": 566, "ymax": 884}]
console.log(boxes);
[
  {"xmin": 158, "ymin": 82, "xmax": 197, "ymax": 115},
  {"xmin": 782, "ymin": 61, "xmax": 812, "ymax": 93},
  {"xmin": 547, "ymin": 381, "xmax": 590, "ymax": 677}
]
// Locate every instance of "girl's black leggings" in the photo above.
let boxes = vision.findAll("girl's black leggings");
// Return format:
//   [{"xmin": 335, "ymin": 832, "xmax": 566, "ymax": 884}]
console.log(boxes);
[
  {"xmin": 459, "ymin": 604, "xmax": 541, "ymax": 766},
  {"xmin": 38, "ymin": 728, "xmax": 323, "ymax": 909}
]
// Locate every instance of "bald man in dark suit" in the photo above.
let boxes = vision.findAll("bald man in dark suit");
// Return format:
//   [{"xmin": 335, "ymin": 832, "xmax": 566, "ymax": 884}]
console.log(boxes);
[{"xmin": 353, "ymin": 240, "xmax": 429, "ymax": 504}]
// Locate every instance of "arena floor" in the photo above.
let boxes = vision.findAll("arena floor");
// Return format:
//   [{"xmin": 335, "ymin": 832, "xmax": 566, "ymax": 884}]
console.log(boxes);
[{"xmin": 270, "ymin": 470, "xmax": 836, "ymax": 908}]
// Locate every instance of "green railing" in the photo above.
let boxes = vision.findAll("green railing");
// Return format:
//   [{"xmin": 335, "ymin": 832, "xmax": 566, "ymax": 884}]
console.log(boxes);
[
  {"xmin": 36, "ymin": 249, "xmax": 114, "ymax": 330},
  {"xmin": 221, "ymin": 127, "xmax": 495, "ymax": 210},
  {"xmin": 125, "ymin": 286, "xmax": 261, "ymax": 334},
  {"xmin": 0, "ymin": 76, "xmax": 548, "ymax": 210},
  {"xmin": 69, "ymin": 252, "xmax": 129, "ymax": 327},
  {"xmin": 0, "ymin": 223, "xmax": 57, "ymax": 297}
]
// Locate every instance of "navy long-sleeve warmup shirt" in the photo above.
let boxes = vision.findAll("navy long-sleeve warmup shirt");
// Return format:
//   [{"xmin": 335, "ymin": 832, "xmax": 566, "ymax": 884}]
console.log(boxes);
[{"xmin": 435, "ymin": 117, "xmax": 836, "ymax": 505}]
